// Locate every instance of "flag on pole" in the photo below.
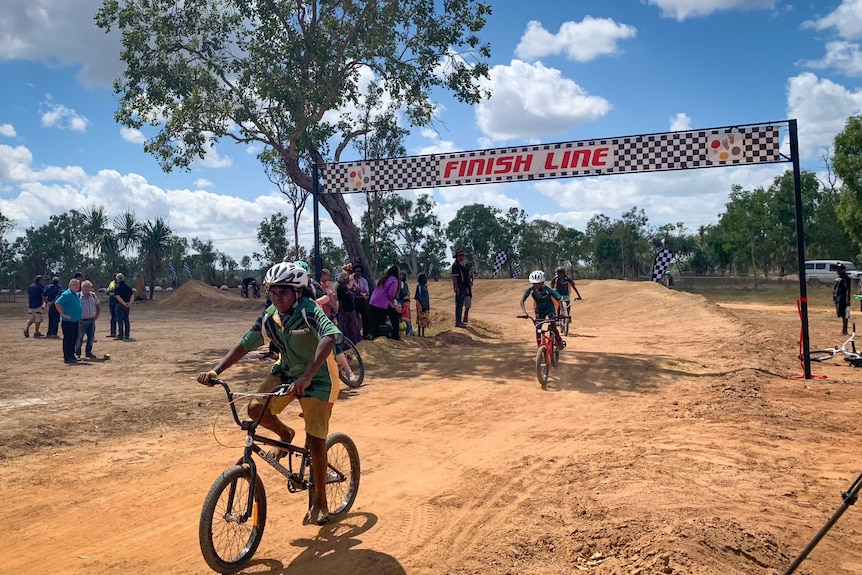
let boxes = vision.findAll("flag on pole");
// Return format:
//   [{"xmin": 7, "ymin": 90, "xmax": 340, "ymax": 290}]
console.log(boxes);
[
  {"xmin": 168, "ymin": 261, "xmax": 177, "ymax": 280},
  {"xmin": 511, "ymin": 264, "xmax": 522, "ymax": 278},
  {"xmin": 492, "ymin": 251, "xmax": 508, "ymax": 277},
  {"xmin": 183, "ymin": 261, "xmax": 193, "ymax": 277},
  {"xmin": 651, "ymin": 249, "xmax": 674, "ymax": 282}
]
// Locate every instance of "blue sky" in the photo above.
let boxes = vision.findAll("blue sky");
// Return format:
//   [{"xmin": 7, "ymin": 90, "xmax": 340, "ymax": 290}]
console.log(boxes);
[{"xmin": 1, "ymin": 0, "xmax": 862, "ymax": 262}]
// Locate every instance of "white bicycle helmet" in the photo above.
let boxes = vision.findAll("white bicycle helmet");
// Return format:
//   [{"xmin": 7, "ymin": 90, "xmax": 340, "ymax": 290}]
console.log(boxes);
[
  {"xmin": 263, "ymin": 262, "xmax": 308, "ymax": 289},
  {"xmin": 529, "ymin": 270, "xmax": 546, "ymax": 283}
]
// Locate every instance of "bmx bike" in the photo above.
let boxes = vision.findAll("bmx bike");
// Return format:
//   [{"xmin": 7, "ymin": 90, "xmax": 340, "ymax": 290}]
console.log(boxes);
[
  {"xmin": 518, "ymin": 313, "xmax": 568, "ymax": 389},
  {"xmin": 808, "ymin": 323, "xmax": 862, "ymax": 367},
  {"xmin": 338, "ymin": 337, "xmax": 365, "ymax": 388},
  {"xmin": 557, "ymin": 297, "xmax": 581, "ymax": 336},
  {"xmin": 198, "ymin": 378, "xmax": 360, "ymax": 574}
]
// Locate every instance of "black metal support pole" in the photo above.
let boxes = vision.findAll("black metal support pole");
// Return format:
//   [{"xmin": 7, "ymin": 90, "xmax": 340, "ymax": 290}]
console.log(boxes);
[
  {"xmin": 782, "ymin": 472, "xmax": 862, "ymax": 575},
  {"xmin": 312, "ymin": 163, "xmax": 322, "ymax": 283},
  {"xmin": 789, "ymin": 119, "xmax": 812, "ymax": 379}
]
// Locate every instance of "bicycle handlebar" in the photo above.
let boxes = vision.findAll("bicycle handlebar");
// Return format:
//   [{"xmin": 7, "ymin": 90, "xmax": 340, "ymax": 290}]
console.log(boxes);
[{"xmin": 206, "ymin": 377, "xmax": 295, "ymax": 427}]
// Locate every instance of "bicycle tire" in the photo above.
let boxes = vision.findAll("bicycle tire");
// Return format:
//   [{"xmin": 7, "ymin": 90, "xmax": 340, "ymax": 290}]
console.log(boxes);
[
  {"xmin": 551, "ymin": 347, "xmax": 560, "ymax": 367},
  {"xmin": 535, "ymin": 347, "xmax": 549, "ymax": 389},
  {"xmin": 339, "ymin": 339, "xmax": 365, "ymax": 388},
  {"xmin": 808, "ymin": 349, "xmax": 837, "ymax": 363},
  {"xmin": 199, "ymin": 465, "xmax": 267, "ymax": 574},
  {"xmin": 309, "ymin": 432, "xmax": 361, "ymax": 518}
]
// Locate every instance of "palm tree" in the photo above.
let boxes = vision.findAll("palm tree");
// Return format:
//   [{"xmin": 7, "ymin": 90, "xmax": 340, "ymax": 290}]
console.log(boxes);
[
  {"xmin": 82, "ymin": 204, "xmax": 117, "ymax": 260},
  {"xmin": 113, "ymin": 211, "xmax": 143, "ymax": 256},
  {"xmin": 139, "ymin": 217, "xmax": 172, "ymax": 300}
]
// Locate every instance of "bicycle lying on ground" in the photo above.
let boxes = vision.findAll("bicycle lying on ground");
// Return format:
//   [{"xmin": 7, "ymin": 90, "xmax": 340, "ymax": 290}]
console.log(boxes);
[
  {"xmin": 518, "ymin": 313, "xmax": 568, "ymax": 389},
  {"xmin": 198, "ymin": 378, "xmax": 360, "ymax": 574},
  {"xmin": 808, "ymin": 323, "xmax": 862, "ymax": 367}
]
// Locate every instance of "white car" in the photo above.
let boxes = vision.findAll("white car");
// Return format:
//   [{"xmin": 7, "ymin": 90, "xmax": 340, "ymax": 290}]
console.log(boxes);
[{"xmin": 804, "ymin": 260, "xmax": 862, "ymax": 282}]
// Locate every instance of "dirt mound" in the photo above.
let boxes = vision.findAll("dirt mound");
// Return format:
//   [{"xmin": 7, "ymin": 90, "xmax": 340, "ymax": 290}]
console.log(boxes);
[{"xmin": 157, "ymin": 279, "xmax": 265, "ymax": 311}]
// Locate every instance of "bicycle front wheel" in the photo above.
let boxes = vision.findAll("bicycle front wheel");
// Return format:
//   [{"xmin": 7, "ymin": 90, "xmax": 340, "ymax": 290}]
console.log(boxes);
[
  {"xmin": 339, "ymin": 339, "xmax": 365, "ymax": 388},
  {"xmin": 808, "ymin": 349, "xmax": 836, "ymax": 363},
  {"xmin": 536, "ymin": 347, "xmax": 550, "ymax": 389},
  {"xmin": 199, "ymin": 465, "xmax": 267, "ymax": 574},
  {"xmin": 309, "ymin": 432, "xmax": 361, "ymax": 519}
]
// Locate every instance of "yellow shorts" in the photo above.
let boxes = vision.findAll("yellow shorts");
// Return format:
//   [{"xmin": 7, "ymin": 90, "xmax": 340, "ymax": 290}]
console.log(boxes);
[{"xmin": 251, "ymin": 374, "xmax": 333, "ymax": 439}]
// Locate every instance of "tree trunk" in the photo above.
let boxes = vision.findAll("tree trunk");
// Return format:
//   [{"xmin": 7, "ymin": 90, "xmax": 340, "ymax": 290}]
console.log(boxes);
[{"xmin": 318, "ymin": 191, "xmax": 372, "ymax": 285}]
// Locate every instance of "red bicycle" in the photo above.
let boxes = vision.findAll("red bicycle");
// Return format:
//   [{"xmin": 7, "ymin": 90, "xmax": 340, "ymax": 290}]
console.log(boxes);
[{"xmin": 518, "ymin": 313, "xmax": 567, "ymax": 389}]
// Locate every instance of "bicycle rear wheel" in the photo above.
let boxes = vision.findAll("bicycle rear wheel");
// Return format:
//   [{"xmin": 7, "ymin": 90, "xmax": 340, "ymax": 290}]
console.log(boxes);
[
  {"xmin": 309, "ymin": 432, "xmax": 361, "ymax": 519},
  {"xmin": 535, "ymin": 347, "xmax": 550, "ymax": 389},
  {"xmin": 560, "ymin": 304, "xmax": 570, "ymax": 336},
  {"xmin": 339, "ymin": 339, "xmax": 365, "ymax": 388},
  {"xmin": 199, "ymin": 465, "xmax": 267, "ymax": 574}
]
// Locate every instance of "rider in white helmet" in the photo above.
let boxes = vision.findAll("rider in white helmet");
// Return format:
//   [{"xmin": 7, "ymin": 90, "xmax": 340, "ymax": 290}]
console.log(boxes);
[
  {"xmin": 520, "ymin": 270, "xmax": 565, "ymax": 348},
  {"xmin": 197, "ymin": 261, "xmax": 342, "ymax": 526}
]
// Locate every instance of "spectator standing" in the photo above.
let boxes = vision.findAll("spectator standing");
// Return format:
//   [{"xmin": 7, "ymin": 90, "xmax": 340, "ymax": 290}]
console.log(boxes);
[
  {"xmin": 114, "ymin": 273, "xmax": 134, "ymax": 340},
  {"xmin": 400, "ymin": 292, "xmax": 414, "ymax": 336},
  {"xmin": 54, "ymin": 278, "xmax": 82, "ymax": 364},
  {"xmin": 369, "ymin": 265, "xmax": 402, "ymax": 340},
  {"xmin": 318, "ymin": 268, "xmax": 338, "ymax": 320},
  {"xmin": 414, "ymin": 272, "xmax": 431, "ymax": 337},
  {"xmin": 24, "ymin": 275, "xmax": 47, "ymax": 338},
  {"xmin": 397, "ymin": 271, "xmax": 410, "ymax": 306},
  {"xmin": 75, "ymin": 280, "xmax": 101, "ymax": 359},
  {"xmin": 106, "ymin": 273, "xmax": 119, "ymax": 337},
  {"xmin": 352, "ymin": 264, "xmax": 373, "ymax": 339},
  {"xmin": 451, "ymin": 249, "xmax": 470, "ymax": 328},
  {"xmin": 44, "ymin": 276, "xmax": 62, "ymax": 338},
  {"xmin": 834, "ymin": 263, "xmax": 852, "ymax": 336},
  {"xmin": 336, "ymin": 272, "xmax": 362, "ymax": 344}
]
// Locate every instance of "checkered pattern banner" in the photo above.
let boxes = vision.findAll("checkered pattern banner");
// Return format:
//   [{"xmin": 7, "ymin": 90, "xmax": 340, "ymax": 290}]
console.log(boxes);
[
  {"xmin": 511, "ymin": 264, "xmax": 523, "ymax": 279},
  {"xmin": 322, "ymin": 123, "xmax": 785, "ymax": 194},
  {"xmin": 652, "ymin": 249, "xmax": 674, "ymax": 282},
  {"xmin": 492, "ymin": 251, "xmax": 508, "ymax": 278}
]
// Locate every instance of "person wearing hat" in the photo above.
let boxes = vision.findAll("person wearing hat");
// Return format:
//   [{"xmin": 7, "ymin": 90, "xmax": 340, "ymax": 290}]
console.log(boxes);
[
  {"xmin": 834, "ymin": 263, "xmax": 852, "ymax": 335},
  {"xmin": 451, "ymin": 249, "xmax": 469, "ymax": 328}
]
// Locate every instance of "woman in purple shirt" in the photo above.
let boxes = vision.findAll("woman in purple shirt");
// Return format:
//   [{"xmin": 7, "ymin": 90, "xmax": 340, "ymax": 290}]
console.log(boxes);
[{"xmin": 369, "ymin": 265, "xmax": 402, "ymax": 340}]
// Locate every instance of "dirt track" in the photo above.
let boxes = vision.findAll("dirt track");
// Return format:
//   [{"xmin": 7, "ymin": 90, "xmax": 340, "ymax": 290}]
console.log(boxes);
[{"xmin": 2, "ymin": 279, "xmax": 862, "ymax": 574}]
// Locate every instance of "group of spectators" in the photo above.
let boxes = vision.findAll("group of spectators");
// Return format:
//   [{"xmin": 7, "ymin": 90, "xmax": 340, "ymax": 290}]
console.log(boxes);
[
  {"xmin": 24, "ymin": 272, "xmax": 135, "ymax": 364},
  {"xmin": 326, "ymin": 262, "xmax": 432, "ymax": 344}
]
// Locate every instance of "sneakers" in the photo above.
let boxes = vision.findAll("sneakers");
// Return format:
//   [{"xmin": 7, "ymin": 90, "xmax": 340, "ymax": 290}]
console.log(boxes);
[
  {"xmin": 34, "ymin": 332, "xmax": 44, "ymax": 338},
  {"xmin": 348, "ymin": 373, "xmax": 360, "ymax": 384},
  {"xmin": 86, "ymin": 353, "xmax": 97, "ymax": 359},
  {"xmin": 455, "ymin": 322, "xmax": 468, "ymax": 328},
  {"xmin": 23, "ymin": 330, "xmax": 29, "ymax": 338}
]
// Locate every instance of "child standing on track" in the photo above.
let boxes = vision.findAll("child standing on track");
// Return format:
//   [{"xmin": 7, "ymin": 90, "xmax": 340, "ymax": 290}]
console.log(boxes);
[{"xmin": 415, "ymin": 272, "xmax": 430, "ymax": 337}]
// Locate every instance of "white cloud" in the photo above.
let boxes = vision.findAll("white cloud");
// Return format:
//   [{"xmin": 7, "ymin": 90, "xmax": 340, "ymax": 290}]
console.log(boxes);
[
  {"xmin": 802, "ymin": 41, "xmax": 862, "ymax": 77},
  {"xmin": 193, "ymin": 141, "xmax": 233, "ymax": 169},
  {"xmin": 786, "ymin": 72, "xmax": 862, "ymax": 160},
  {"xmin": 0, "ymin": 124, "xmax": 17, "ymax": 138},
  {"xmin": 120, "ymin": 127, "xmax": 146, "ymax": 144},
  {"xmin": 40, "ymin": 97, "xmax": 90, "ymax": 132},
  {"xmin": 669, "ymin": 113, "xmax": 692, "ymax": 131},
  {"xmin": 533, "ymin": 164, "xmax": 785, "ymax": 231},
  {"xmin": 194, "ymin": 178, "xmax": 214, "ymax": 189},
  {"xmin": 0, "ymin": 0, "xmax": 124, "ymax": 87},
  {"xmin": 803, "ymin": 0, "xmax": 862, "ymax": 40},
  {"xmin": 515, "ymin": 18, "xmax": 636, "ymax": 62},
  {"xmin": 416, "ymin": 128, "xmax": 457, "ymax": 155},
  {"xmin": 476, "ymin": 60, "xmax": 611, "ymax": 141},
  {"xmin": 0, "ymin": 144, "xmax": 87, "ymax": 183},
  {"xmin": 645, "ymin": 0, "xmax": 775, "ymax": 21}
]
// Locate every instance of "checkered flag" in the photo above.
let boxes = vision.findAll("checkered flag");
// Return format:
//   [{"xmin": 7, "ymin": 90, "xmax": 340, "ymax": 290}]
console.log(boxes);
[
  {"xmin": 183, "ymin": 261, "xmax": 193, "ymax": 278},
  {"xmin": 651, "ymin": 249, "xmax": 674, "ymax": 282},
  {"xmin": 511, "ymin": 264, "xmax": 522, "ymax": 278},
  {"xmin": 492, "ymin": 251, "xmax": 508, "ymax": 277},
  {"xmin": 168, "ymin": 261, "xmax": 177, "ymax": 280}
]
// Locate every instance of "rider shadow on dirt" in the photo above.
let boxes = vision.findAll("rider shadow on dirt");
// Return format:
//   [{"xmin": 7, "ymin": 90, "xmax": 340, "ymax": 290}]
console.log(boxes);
[{"xmin": 240, "ymin": 512, "xmax": 406, "ymax": 575}]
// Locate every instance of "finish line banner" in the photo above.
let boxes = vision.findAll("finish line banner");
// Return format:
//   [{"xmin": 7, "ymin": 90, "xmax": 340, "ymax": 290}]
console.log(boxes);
[{"xmin": 322, "ymin": 123, "xmax": 783, "ymax": 194}]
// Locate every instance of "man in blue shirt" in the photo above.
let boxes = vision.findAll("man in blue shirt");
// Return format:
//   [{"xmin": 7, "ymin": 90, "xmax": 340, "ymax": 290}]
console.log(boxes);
[
  {"xmin": 43, "ymin": 276, "xmax": 63, "ymax": 338},
  {"xmin": 54, "ymin": 278, "xmax": 83, "ymax": 364},
  {"xmin": 24, "ymin": 275, "xmax": 46, "ymax": 338}
]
